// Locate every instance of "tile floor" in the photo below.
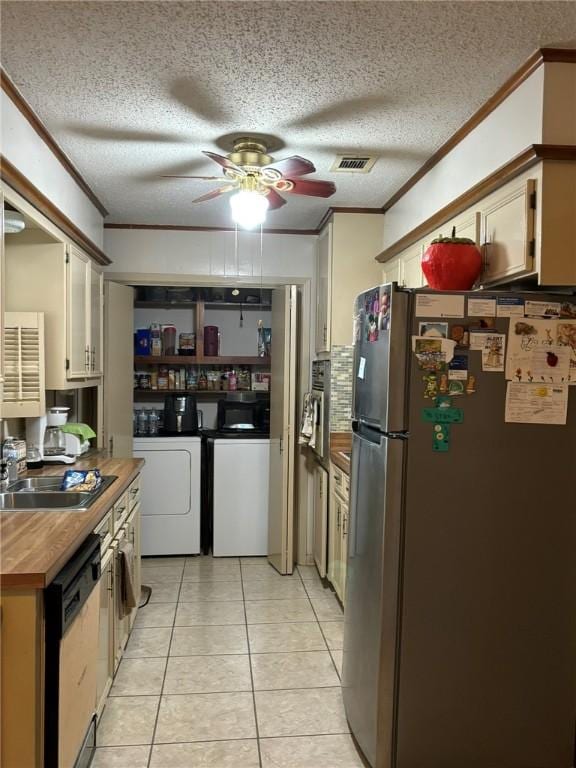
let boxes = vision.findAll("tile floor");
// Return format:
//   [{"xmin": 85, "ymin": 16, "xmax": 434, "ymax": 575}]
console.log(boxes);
[{"xmin": 94, "ymin": 556, "xmax": 364, "ymax": 768}]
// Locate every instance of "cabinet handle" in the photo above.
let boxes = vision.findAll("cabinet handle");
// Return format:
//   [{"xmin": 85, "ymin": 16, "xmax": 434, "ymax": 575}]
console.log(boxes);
[
  {"xmin": 342, "ymin": 513, "xmax": 348, "ymax": 535},
  {"xmin": 85, "ymin": 345, "xmax": 90, "ymax": 370},
  {"xmin": 91, "ymin": 347, "xmax": 96, "ymax": 371},
  {"xmin": 336, "ymin": 504, "xmax": 341, "ymax": 530}
]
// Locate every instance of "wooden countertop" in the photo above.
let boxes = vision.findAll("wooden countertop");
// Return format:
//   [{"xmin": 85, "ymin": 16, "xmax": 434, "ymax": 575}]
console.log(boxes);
[{"xmin": 0, "ymin": 454, "xmax": 144, "ymax": 589}]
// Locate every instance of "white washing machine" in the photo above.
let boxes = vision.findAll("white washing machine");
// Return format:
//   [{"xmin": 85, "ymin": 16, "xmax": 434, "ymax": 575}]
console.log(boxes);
[
  {"xmin": 211, "ymin": 437, "xmax": 270, "ymax": 556},
  {"xmin": 133, "ymin": 436, "xmax": 201, "ymax": 556}
]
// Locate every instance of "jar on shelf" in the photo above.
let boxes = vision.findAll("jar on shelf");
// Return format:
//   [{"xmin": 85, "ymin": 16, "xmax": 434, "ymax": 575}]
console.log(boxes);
[
  {"xmin": 198, "ymin": 370, "xmax": 208, "ymax": 391},
  {"xmin": 158, "ymin": 366, "xmax": 169, "ymax": 390},
  {"xmin": 186, "ymin": 367, "xmax": 198, "ymax": 390},
  {"xmin": 162, "ymin": 324, "xmax": 177, "ymax": 356}
]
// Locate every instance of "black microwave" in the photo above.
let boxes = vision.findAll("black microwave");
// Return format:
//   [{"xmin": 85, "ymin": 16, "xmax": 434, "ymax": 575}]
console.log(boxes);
[{"xmin": 217, "ymin": 400, "xmax": 265, "ymax": 432}]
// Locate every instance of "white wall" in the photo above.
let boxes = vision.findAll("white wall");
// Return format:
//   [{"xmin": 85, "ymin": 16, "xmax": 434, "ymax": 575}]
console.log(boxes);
[
  {"xmin": 103, "ymin": 228, "xmax": 317, "ymax": 281},
  {"xmin": 382, "ymin": 66, "xmax": 545, "ymax": 248},
  {"xmin": 1, "ymin": 91, "xmax": 104, "ymax": 247}
]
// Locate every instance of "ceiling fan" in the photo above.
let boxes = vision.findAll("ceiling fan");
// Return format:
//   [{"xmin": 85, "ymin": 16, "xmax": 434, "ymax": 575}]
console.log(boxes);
[{"xmin": 162, "ymin": 137, "xmax": 336, "ymax": 227}]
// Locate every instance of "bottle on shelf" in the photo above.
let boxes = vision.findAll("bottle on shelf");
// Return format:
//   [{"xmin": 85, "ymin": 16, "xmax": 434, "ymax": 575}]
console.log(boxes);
[
  {"xmin": 137, "ymin": 408, "xmax": 149, "ymax": 436},
  {"xmin": 228, "ymin": 368, "xmax": 237, "ymax": 391},
  {"xmin": 198, "ymin": 370, "xmax": 208, "ymax": 391},
  {"xmin": 148, "ymin": 408, "xmax": 160, "ymax": 436}
]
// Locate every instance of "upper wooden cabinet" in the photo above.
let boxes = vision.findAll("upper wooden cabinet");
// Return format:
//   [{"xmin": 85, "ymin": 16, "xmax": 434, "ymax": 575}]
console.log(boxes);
[
  {"xmin": 315, "ymin": 213, "xmax": 384, "ymax": 354},
  {"xmin": 67, "ymin": 245, "xmax": 103, "ymax": 378},
  {"xmin": 379, "ymin": 159, "xmax": 576, "ymax": 289},
  {"xmin": 5, "ymin": 234, "xmax": 103, "ymax": 389}
]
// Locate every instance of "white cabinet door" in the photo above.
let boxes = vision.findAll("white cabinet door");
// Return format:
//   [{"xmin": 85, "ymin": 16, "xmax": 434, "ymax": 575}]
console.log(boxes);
[
  {"xmin": 89, "ymin": 265, "xmax": 103, "ymax": 375},
  {"xmin": 328, "ymin": 489, "xmax": 343, "ymax": 598},
  {"xmin": 315, "ymin": 224, "xmax": 332, "ymax": 354},
  {"xmin": 382, "ymin": 257, "xmax": 402, "ymax": 286},
  {"xmin": 312, "ymin": 463, "xmax": 328, "ymax": 578},
  {"xmin": 481, "ymin": 179, "xmax": 536, "ymax": 284},
  {"xmin": 67, "ymin": 246, "xmax": 89, "ymax": 377},
  {"xmin": 402, "ymin": 242, "xmax": 424, "ymax": 288},
  {"xmin": 96, "ymin": 548, "xmax": 114, "ymax": 716},
  {"xmin": 340, "ymin": 500, "xmax": 349, "ymax": 605}
]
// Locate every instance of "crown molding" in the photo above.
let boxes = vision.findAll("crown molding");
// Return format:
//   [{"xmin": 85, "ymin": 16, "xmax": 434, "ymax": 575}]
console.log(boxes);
[
  {"xmin": 381, "ymin": 48, "xmax": 576, "ymax": 214},
  {"xmin": 1, "ymin": 155, "xmax": 111, "ymax": 266},
  {"xmin": 103, "ymin": 223, "xmax": 318, "ymax": 236},
  {"xmin": 1, "ymin": 68, "xmax": 108, "ymax": 218},
  {"xmin": 376, "ymin": 144, "xmax": 576, "ymax": 263},
  {"xmin": 316, "ymin": 205, "xmax": 384, "ymax": 233}
]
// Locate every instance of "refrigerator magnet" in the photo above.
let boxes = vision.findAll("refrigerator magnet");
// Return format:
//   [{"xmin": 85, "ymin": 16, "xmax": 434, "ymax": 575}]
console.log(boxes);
[
  {"xmin": 421, "ymin": 406, "xmax": 463, "ymax": 423},
  {"xmin": 448, "ymin": 354, "xmax": 468, "ymax": 380},
  {"xmin": 418, "ymin": 321, "xmax": 448, "ymax": 338},
  {"xmin": 465, "ymin": 374, "xmax": 476, "ymax": 394},
  {"xmin": 358, "ymin": 356, "xmax": 367, "ymax": 380},
  {"xmin": 422, "ymin": 374, "xmax": 438, "ymax": 399},
  {"xmin": 433, "ymin": 423, "xmax": 451, "ymax": 452},
  {"xmin": 448, "ymin": 380, "xmax": 465, "ymax": 396}
]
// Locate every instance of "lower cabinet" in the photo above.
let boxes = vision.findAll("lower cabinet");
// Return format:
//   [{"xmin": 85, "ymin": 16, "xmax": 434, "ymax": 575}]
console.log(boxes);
[
  {"xmin": 312, "ymin": 463, "xmax": 329, "ymax": 578},
  {"xmin": 96, "ymin": 547, "xmax": 114, "ymax": 716},
  {"xmin": 96, "ymin": 475, "xmax": 142, "ymax": 715},
  {"xmin": 328, "ymin": 462, "xmax": 350, "ymax": 604}
]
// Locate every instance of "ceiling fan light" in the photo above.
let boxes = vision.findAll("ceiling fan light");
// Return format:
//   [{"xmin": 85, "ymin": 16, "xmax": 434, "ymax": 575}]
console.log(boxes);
[{"xmin": 229, "ymin": 190, "xmax": 269, "ymax": 230}]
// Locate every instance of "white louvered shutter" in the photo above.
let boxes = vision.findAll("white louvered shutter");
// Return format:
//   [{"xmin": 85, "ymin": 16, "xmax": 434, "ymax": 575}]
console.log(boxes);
[{"xmin": 1, "ymin": 312, "xmax": 46, "ymax": 418}]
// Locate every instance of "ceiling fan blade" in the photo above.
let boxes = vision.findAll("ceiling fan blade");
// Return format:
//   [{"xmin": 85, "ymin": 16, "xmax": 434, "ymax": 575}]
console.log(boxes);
[
  {"xmin": 64, "ymin": 124, "xmax": 187, "ymax": 143},
  {"xmin": 265, "ymin": 188, "xmax": 287, "ymax": 210},
  {"xmin": 162, "ymin": 175, "xmax": 222, "ymax": 180},
  {"xmin": 203, "ymin": 151, "xmax": 245, "ymax": 174},
  {"xmin": 191, "ymin": 185, "xmax": 235, "ymax": 204},
  {"xmin": 262, "ymin": 155, "xmax": 315, "ymax": 178},
  {"xmin": 285, "ymin": 178, "xmax": 336, "ymax": 198}
]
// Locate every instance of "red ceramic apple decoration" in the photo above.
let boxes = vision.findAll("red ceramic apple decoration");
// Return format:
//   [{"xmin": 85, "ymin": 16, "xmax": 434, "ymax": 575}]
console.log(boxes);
[{"xmin": 421, "ymin": 227, "xmax": 482, "ymax": 290}]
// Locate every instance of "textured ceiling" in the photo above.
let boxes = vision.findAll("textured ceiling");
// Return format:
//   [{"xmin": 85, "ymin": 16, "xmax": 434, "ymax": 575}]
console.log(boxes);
[{"xmin": 1, "ymin": 1, "xmax": 575, "ymax": 229}]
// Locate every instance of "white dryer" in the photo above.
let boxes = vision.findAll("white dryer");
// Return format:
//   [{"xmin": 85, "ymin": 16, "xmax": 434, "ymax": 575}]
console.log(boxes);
[{"xmin": 133, "ymin": 436, "xmax": 201, "ymax": 556}]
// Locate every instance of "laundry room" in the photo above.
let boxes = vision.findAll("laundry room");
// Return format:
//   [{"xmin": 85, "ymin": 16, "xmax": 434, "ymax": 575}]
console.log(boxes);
[{"xmin": 129, "ymin": 284, "xmax": 275, "ymax": 559}]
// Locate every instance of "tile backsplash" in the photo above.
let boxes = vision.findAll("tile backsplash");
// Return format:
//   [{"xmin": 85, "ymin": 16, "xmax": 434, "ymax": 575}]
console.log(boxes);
[{"xmin": 330, "ymin": 345, "xmax": 354, "ymax": 432}]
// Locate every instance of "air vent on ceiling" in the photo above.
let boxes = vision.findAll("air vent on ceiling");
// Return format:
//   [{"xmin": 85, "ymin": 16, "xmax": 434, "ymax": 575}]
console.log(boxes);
[{"xmin": 330, "ymin": 155, "xmax": 377, "ymax": 173}]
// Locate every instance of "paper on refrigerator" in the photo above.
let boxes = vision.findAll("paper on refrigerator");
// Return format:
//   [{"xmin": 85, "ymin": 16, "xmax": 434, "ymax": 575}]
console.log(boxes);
[
  {"xmin": 505, "ymin": 382, "xmax": 568, "ymax": 425},
  {"xmin": 505, "ymin": 318, "xmax": 571, "ymax": 384}
]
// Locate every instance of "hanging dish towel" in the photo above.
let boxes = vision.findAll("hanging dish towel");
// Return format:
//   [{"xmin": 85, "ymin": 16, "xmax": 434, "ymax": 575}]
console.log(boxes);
[
  {"xmin": 309, "ymin": 397, "xmax": 319, "ymax": 450},
  {"xmin": 299, "ymin": 393, "xmax": 314, "ymax": 445},
  {"xmin": 119, "ymin": 539, "xmax": 137, "ymax": 619}
]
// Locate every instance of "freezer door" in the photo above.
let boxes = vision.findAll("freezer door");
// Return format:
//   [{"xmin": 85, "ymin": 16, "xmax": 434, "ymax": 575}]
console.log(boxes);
[
  {"xmin": 342, "ymin": 425, "xmax": 405, "ymax": 768},
  {"xmin": 352, "ymin": 284, "xmax": 410, "ymax": 432}
]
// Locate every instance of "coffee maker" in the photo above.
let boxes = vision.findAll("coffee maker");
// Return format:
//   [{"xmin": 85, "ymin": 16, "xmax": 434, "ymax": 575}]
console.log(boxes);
[
  {"xmin": 163, "ymin": 395, "xmax": 198, "ymax": 434},
  {"xmin": 26, "ymin": 407, "xmax": 76, "ymax": 464}
]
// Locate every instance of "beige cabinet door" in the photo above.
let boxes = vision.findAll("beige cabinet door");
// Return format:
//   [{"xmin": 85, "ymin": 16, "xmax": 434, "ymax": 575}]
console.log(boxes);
[
  {"xmin": 67, "ymin": 246, "xmax": 90, "ymax": 377},
  {"xmin": 481, "ymin": 179, "xmax": 536, "ymax": 284},
  {"xmin": 96, "ymin": 548, "xmax": 114, "ymax": 716},
  {"xmin": 312, "ymin": 463, "xmax": 329, "ymax": 578},
  {"xmin": 89, "ymin": 266, "xmax": 103, "ymax": 375},
  {"xmin": 268, "ymin": 285, "xmax": 298, "ymax": 575},
  {"xmin": 328, "ymin": 488, "xmax": 343, "ymax": 594},
  {"xmin": 340, "ymin": 500, "xmax": 349, "ymax": 604},
  {"xmin": 104, "ymin": 282, "xmax": 134, "ymax": 457},
  {"xmin": 382, "ymin": 257, "xmax": 402, "ymax": 286},
  {"xmin": 315, "ymin": 224, "xmax": 332, "ymax": 354},
  {"xmin": 402, "ymin": 242, "xmax": 424, "ymax": 288}
]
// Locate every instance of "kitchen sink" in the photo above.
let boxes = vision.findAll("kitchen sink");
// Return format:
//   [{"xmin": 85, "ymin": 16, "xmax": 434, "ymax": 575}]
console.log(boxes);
[
  {"xmin": 0, "ymin": 475, "xmax": 117, "ymax": 512},
  {"xmin": 8, "ymin": 477, "xmax": 65, "ymax": 492}
]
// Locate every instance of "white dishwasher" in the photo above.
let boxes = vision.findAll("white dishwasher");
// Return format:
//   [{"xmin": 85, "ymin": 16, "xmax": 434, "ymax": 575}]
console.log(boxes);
[
  {"xmin": 133, "ymin": 436, "xmax": 201, "ymax": 556},
  {"xmin": 210, "ymin": 437, "xmax": 270, "ymax": 556}
]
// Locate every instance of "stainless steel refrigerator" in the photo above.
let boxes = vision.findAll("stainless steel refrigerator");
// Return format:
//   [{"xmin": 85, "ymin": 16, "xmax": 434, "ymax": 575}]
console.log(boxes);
[{"xmin": 342, "ymin": 284, "xmax": 576, "ymax": 768}]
